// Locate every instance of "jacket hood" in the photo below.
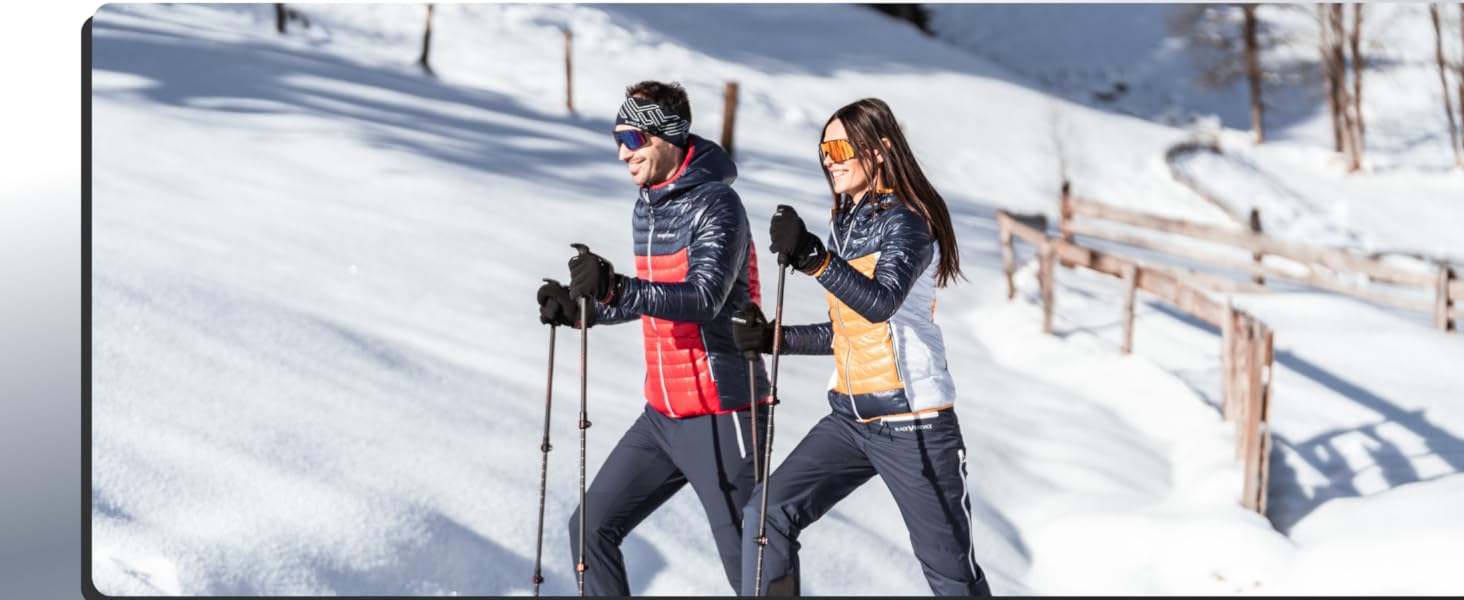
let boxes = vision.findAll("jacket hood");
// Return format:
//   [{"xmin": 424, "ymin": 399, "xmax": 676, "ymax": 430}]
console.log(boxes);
[{"xmin": 643, "ymin": 134, "xmax": 737, "ymax": 205}]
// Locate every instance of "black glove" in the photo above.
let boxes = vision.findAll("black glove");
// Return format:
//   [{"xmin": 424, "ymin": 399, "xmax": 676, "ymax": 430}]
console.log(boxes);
[
  {"xmin": 769, "ymin": 204, "xmax": 827, "ymax": 274},
  {"xmin": 730, "ymin": 303, "xmax": 778, "ymax": 356},
  {"xmin": 567, "ymin": 245, "xmax": 623, "ymax": 305},
  {"xmin": 537, "ymin": 279, "xmax": 595, "ymax": 329}
]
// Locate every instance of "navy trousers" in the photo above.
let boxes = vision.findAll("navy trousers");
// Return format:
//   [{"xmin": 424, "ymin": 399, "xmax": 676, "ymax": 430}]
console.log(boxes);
[
  {"xmin": 568, "ymin": 403, "xmax": 765, "ymax": 596},
  {"xmin": 741, "ymin": 410, "xmax": 991, "ymax": 596}
]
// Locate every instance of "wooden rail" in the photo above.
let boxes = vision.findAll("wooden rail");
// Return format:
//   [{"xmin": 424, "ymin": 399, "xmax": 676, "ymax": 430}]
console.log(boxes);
[
  {"xmin": 1064, "ymin": 195, "xmax": 1458, "ymax": 332},
  {"xmin": 1068, "ymin": 197, "xmax": 1437, "ymax": 287},
  {"xmin": 999, "ymin": 182, "xmax": 1459, "ymax": 513},
  {"xmin": 998, "ymin": 209, "xmax": 1277, "ymax": 514}
]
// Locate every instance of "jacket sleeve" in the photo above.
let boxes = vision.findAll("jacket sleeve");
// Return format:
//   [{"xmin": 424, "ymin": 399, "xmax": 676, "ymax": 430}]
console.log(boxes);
[
  {"xmin": 778, "ymin": 322, "xmax": 834, "ymax": 355},
  {"xmin": 613, "ymin": 187, "xmax": 747, "ymax": 323},
  {"xmin": 813, "ymin": 208, "xmax": 934, "ymax": 323},
  {"xmin": 594, "ymin": 302, "xmax": 641, "ymax": 325}
]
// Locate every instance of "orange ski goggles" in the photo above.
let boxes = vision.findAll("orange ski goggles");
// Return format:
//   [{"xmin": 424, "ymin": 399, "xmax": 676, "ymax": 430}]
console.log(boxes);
[{"xmin": 818, "ymin": 139, "xmax": 857, "ymax": 163}]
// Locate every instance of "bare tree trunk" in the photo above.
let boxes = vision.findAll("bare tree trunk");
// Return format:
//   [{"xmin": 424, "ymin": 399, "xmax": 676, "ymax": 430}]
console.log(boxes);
[
  {"xmin": 1320, "ymin": 5, "xmax": 1344, "ymax": 153},
  {"xmin": 564, "ymin": 27, "xmax": 574, "ymax": 114},
  {"xmin": 1329, "ymin": 4, "xmax": 1360, "ymax": 169},
  {"xmin": 1344, "ymin": 3, "xmax": 1363, "ymax": 170},
  {"xmin": 275, "ymin": 3, "xmax": 287, "ymax": 34},
  {"xmin": 418, "ymin": 4, "xmax": 434, "ymax": 75},
  {"xmin": 1350, "ymin": 4, "xmax": 1364, "ymax": 138},
  {"xmin": 1433, "ymin": 4, "xmax": 1462, "ymax": 167},
  {"xmin": 1458, "ymin": 4, "xmax": 1464, "ymax": 156},
  {"xmin": 1244, "ymin": 4, "xmax": 1265, "ymax": 144}
]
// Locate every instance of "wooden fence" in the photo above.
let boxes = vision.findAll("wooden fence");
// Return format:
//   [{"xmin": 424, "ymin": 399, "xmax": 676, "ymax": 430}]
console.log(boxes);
[
  {"xmin": 997, "ymin": 209, "xmax": 1277, "ymax": 513},
  {"xmin": 1001, "ymin": 182, "xmax": 1463, "ymax": 514},
  {"xmin": 1059, "ymin": 189, "xmax": 1460, "ymax": 332}
]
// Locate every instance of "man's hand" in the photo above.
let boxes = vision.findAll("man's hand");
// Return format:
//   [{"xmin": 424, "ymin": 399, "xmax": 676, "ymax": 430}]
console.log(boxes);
[
  {"xmin": 568, "ymin": 244, "xmax": 623, "ymax": 305},
  {"xmin": 537, "ymin": 279, "xmax": 595, "ymax": 329},
  {"xmin": 730, "ymin": 302, "xmax": 776, "ymax": 357}
]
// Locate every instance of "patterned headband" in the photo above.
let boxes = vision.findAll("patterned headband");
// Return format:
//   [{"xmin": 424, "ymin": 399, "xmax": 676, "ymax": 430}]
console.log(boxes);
[{"xmin": 615, "ymin": 96, "xmax": 690, "ymax": 147}]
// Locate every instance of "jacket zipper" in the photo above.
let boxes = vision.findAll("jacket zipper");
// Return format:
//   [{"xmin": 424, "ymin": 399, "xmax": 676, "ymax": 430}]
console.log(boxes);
[
  {"xmin": 830, "ymin": 208, "xmax": 863, "ymax": 421},
  {"xmin": 648, "ymin": 202, "xmax": 677, "ymax": 418}
]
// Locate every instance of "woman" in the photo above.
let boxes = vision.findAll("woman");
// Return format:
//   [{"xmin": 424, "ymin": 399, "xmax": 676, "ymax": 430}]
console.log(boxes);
[{"xmin": 732, "ymin": 98, "xmax": 989, "ymax": 596}]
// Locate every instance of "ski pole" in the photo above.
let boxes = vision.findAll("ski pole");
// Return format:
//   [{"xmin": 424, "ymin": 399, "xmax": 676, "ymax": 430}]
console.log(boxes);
[
  {"xmin": 570, "ymin": 243, "xmax": 594, "ymax": 597},
  {"xmin": 746, "ymin": 349, "xmax": 760, "ymax": 484},
  {"xmin": 532, "ymin": 279, "xmax": 561, "ymax": 597},
  {"xmin": 752, "ymin": 262, "xmax": 788, "ymax": 596}
]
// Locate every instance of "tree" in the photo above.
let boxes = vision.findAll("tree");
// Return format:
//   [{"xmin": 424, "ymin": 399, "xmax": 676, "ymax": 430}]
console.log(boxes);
[
  {"xmin": 418, "ymin": 4, "xmax": 435, "ymax": 75},
  {"xmin": 1350, "ymin": 4, "xmax": 1365, "ymax": 140},
  {"xmin": 1318, "ymin": 4, "xmax": 1363, "ymax": 171},
  {"xmin": 1169, "ymin": 5, "xmax": 1302, "ymax": 145},
  {"xmin": 273, "ymin": 4, "xmax": 308, "ymax": 34},
  {"xmin": 1333, "ymin": 4, "xmax": 1363, "ymax": 171},
  {"xmin": 1432, "ymin": 4, "xmax": 1462, "ymax": 167},
  {"xmin": 1242, "ymin": 4, "xmax": 1264, "ymax": 143},
  {"xmin": 868, "ymin": 4, "xmax": 930, "ymax": 35},
  {"xmin": 1458, "ymin": 3, "xmax": 1464, "ymax": 157}
]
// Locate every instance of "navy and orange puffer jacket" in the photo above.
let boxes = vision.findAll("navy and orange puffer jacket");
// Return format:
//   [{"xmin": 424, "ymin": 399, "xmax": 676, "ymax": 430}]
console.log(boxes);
[
  {"xmin": 595, "ymin": 135, "xmax": 772, "ymax": 418},
  {"xmin": 778, "ymin": 192, "xmax": 957, "ymax": 424}
]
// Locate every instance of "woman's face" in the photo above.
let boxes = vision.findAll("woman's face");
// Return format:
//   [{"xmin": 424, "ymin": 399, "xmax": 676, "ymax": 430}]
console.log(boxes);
[{"xmin": 822, "ymin": 118, "xmax": 873, "ymax": 198}]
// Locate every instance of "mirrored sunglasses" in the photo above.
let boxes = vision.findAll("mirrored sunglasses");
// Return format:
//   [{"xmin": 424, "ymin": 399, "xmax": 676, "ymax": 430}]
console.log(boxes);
[
  {"xmin": 819, "ymin": 139, "xmax": 856, "ymax": 163},
  {"xmin": 613, "ymin": 129, "xmax": 651, "ymax": 151}
]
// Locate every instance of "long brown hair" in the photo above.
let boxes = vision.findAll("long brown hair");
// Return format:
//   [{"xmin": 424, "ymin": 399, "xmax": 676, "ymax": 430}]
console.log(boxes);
[{"xmin": 821, "ymin": 98, "xmax": 964, "ymax": 287}]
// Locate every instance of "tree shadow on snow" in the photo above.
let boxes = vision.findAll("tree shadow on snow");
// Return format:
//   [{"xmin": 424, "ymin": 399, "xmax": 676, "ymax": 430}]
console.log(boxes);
[{"xmin": 90, "ymin": 14, "xmax": 627, "ymax": 203}]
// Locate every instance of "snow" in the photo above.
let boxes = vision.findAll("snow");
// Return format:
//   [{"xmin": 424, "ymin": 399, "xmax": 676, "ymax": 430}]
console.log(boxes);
[{"xmin": 90, "ymin": 3, "xmax": 1463, "ymax": 596}]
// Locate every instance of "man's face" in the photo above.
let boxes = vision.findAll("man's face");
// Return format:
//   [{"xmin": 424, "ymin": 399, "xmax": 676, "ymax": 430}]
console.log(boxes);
[{"xmin": 616, "ymin": 124, "xmax": 682, "ymax": 187}]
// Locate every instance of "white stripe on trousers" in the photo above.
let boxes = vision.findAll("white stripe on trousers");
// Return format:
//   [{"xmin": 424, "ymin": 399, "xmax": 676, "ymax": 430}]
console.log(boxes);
[
  {"xmin": 958, "ymin": 448, "xmax": 979, "ymax": 581},
  {"xmin": 731, "ymin": 411, "xmax": 746, "ymax": 459}
]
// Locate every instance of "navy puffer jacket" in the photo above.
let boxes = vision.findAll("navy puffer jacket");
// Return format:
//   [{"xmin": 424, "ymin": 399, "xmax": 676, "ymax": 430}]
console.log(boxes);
[
  {"xmin": 777, "ymin": 192, "xmax": 957, "ymax": 423},
  {"xmin": 596, "ymin": 135, "xmax": 772, "ymax": 418}
]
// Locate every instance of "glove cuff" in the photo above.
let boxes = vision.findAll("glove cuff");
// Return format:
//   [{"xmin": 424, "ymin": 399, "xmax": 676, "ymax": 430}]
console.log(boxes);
[
  {"xmin": 602, "ymin": 273, "xmax": 628, "ymax": 307},
  {"xmin": 793, "ymin": 236, "xmax": 828, "ymax": 275}
]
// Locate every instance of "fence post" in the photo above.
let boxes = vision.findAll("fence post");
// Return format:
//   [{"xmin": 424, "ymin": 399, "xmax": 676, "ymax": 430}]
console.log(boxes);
[
  {"xmin": 1000, "ymin": 220, "xmax": 1015, "ymax": 300},
  {"xmin": 563, "ymin": 27, "xmax": 574, "ymax": 114},
  {"xmin": 1040, "ymin": 242, "xmax": 1056, "ymax": 334},
  {"xmin": 1242, "ymin": 319, "xmax": 1267, "ymax": 512},
  {"xmin": 721, "ymin": 81, "xmax": 738, "ymax": 159},
  {"xmin": 1437, "ymin": 265, "xmax": 1456, "ymax": 332},
  {"xmin": 1059, "ymin": 181, "xmax": 1074, "ymax": 244},
  {"xmin": 1257, "ymin": 326, "xmax": 1275, "ymax": 515},
  {"xmin": 1249, "ymin": 208, "xmax": 1265, "ymax": 286},
  {"xmin": 1234, "ymin": 315, "xmax": 1251, "ymax": 461},
  {"xmin": 418, "ymin": 4, "xmax": 435, "ymax": 75},
  {"xmin": 1059, "ymin": 181, "xmax": 1074, "ymax": 268},
  {"xmin": 1121, "ymin": 263, "xmax": 1138, "ymax": 354},
  {"xmin": 1221, "ymin": 301, "xmax": 1235, "ymax": 422}
]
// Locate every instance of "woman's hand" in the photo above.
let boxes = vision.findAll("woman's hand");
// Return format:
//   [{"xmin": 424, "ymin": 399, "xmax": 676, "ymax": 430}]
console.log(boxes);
[{"xmin": 769, "ymin": 204, "xmax": 827, "ymax": 274}]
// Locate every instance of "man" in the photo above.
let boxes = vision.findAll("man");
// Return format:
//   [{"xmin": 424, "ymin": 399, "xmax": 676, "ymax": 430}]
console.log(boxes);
[{"xmin": 536, "ymin": 80, "xmax": 770, "ymax": 596}]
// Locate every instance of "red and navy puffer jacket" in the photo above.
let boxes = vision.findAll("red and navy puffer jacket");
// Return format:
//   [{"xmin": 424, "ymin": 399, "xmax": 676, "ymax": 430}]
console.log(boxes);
[{"xmin": 596, "ymin": 135, "xmax": 772, "ymax": 418}]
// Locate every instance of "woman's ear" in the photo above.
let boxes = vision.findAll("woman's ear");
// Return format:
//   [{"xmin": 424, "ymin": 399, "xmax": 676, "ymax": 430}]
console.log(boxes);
[{"xmin": 874, "ymin": 137, "xmax": 893, "ymax": 164}]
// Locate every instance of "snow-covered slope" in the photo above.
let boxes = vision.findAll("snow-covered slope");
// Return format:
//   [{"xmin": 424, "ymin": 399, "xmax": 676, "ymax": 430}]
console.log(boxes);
[{"xmin": 90, "ymin": 4, "xmax": 1463, "ymax": 595}]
